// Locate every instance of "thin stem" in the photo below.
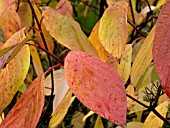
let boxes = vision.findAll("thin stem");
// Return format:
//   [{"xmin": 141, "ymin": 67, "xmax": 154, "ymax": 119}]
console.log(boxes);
[
  {"xmin": 27, "ymin": 0, "xmax": 55, "ymax": 126},
  {"xmin": 129, "ymin": 0, "xmax": 135, "ymax": 24},
  {"xmin": 26, "ymin": 42, "xmax": 64, "ymax": 64},
  {"xmin": 127, "ymin": 19, "xmax": 146, "ymax": 37},
  {"xmin": 127, "ymin": 94, "xmax": 170, "ymax": 126}
]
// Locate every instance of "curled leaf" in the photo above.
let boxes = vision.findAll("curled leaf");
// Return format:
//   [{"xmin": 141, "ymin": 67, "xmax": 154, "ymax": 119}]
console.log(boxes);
[{"xmin": 64, "ymin": 51, "xmax": 127, "ymax": 126}]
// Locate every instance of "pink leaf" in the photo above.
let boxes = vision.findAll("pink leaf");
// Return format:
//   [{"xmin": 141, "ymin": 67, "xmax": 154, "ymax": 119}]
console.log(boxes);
[
  {"xmin": 152, "ymin": 0, "xmax": 170, "ymax": 98},
  {"xmin": 64, "ymin": 51, "xmax": 127, "ymax": 127}
]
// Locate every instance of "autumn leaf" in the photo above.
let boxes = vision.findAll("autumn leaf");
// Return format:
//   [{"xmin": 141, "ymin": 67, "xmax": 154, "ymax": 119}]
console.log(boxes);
[
  {"xmin": 143, "ymin": 101, "xmax": 169, "ymax": 128},
  {"xmin": 44, "ymin": 69, "xmax": 69, "ymax": 114},
  {"xmin": 0, "ymin": 5, "xmax": 22, "ymax": 41},
  {"xmin": 0, "ymin": 28, "xmax": 30, "ymax": 115},
  {"xmin": 64, "ymin": 51, "xmax": 127, "ymax": 127},
  {"xmin": 131, "ymin": 26, "xmax": 155, "ymax": 87},
  {"xmin": 99, "ymin": 1, "xmax": 128, "ymax": 59},
  {"xmin": 152, "ymin": 0, "xmax": 170, "ymax": 98},
  {"xmin": 42, "ymin": 7, "xmax": 97, "ymax": 56},
  {"xmin": 0, "ymin": 74, "xmax": 44, "ymax": 128}
]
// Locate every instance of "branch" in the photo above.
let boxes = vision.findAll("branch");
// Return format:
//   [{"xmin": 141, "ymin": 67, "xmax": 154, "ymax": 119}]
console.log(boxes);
[{"xmin": 127, "ymin": 94, "xmax": 170, "ymax": 126}]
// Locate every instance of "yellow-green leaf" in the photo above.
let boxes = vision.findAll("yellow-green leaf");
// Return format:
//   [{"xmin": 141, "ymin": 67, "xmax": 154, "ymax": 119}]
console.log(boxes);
[
  {"xmin": 99, "ymin": 1, "xmax": 128, "ymax": 59},
  {"xmin": 94, "ymin": 116, "xmax": 104, "ymax": 128},
  {"xmin": 131, "ymin": 26, "xmax": 155, "ymax": 87},
  {"xmin": 42, "ymin": 7, "xmax": 97, "ymax": 56},
  {"xmin": 143, "ymin": 101, "xmax": 169, "ymax": 128},
  {"xmin": 0, "ymin": 28, "xmax": 30, "ymax": 114},
  {"xmin": 116, "ymin": 122, "xmax": 143, "ymax": 128}
]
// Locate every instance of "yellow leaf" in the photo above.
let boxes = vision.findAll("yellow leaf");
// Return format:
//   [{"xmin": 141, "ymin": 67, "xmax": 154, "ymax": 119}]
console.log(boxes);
[
  {"xmin": 99, "ymin": 1, "xmax": 128, "ymax": 59},
  {"xmin": 0, "ymin": 28, "xmax": 30, "ymax": 115},
  {"xmin": 131, "ymin": 26, "xmax": 155, "ymax": 87},
  {"xmin": 116, "ymin": 122, "xmax": 143, "ymax": 128},
  {"xmin": 94, "ymin": 116, "xmax": 104, "ymax": 128},
  {"xmin": 33, "ymin": 3, "xmax": 54, "ymax": 54},
  {"xmin": 156, "ymin": 0, "xmax": 166, "ymax": 9},
  {"xmin": 49, "ymin": 90, "xmax": 75, "ymax": 128},
  {"xmin": 18, "ymin": 1, "xmax": 32, "ymax": 27},
  {"xmin": 88, "ymin": 21, "xmax": 110, "ymax": 62},
  {"xmin": 83, "ymin": 111, "xmax": 95, "ymax": 122},
  {"xmin": 143, "ymin": 101, "xmax": 170, "ymax": 128},
  {"xmin": 116, "ymin": 44, "xmax": 132, "ymax": 83},
  {"xmin": 42, "ymin": 7, "xmax": 98, "ymax": 56}
]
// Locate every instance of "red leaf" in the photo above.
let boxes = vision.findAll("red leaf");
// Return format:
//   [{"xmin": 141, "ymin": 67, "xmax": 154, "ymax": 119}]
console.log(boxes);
[
  {"xmin": 64, "ymin": 51, "xmax": 127, "ymax": 126},
  {"xmin": 152, "ymin": 0, "xmax": 170, "ymax": 98},
  {"xmin": 0, "ymin": 75, "xmax": 44, "ymax": 128}
]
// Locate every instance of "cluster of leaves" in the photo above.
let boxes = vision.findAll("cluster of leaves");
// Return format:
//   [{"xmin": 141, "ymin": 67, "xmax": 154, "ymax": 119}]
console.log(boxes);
[{"xmin": 0, "ymin": 0, "xmax": 170, "ymax": 128}]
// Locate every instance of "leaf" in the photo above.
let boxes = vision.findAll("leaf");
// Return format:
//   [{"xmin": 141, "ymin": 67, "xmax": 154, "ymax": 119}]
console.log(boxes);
[
  {"xmin": 0, "ymin": 28, "xmax": 30, "ymax": 115},
  {"xmin": 152, "ymin": 0, "xmax": 170, "ymax": 98},
  {"xmin": 42, "ymin": 7, "xmax": 97, "ymax": 56},
  {"xmin": 49, "ymin": 90, "xmax": 75, "ymax": 128},
  {"xmin": 71, "ymin": 112, "xmax": 84, "ymax": 128},
  {"xmin": 116, "ymin": 122, "xmax": 143, "ymax": 128},
  {"xmin": 143, "ymin": 101, "xmax": 169, "ymax": 128},
  {"xmin": 18, "ymin": 1, "xmax": 32, "ymax": 27},
  {"xmin": 44, "ymin": 69, "xmax": 69, "ymax": 114},
  {"xmin": 0, "ymin": 74, "xmax": 44, "ymax": 128},
  {"xmin": 56, "ymin": 0, "xmax": 73, "ymax": 17},
  {"xmin": 0, "ymin": 5, "xmax": 22, "ymax": 41},
  {"xmin": 83, "ymin": 111, "xmax": 95, "ymax": 122},
  {"xmin": 131, "ymin": 26, "xmax": 155, "ymax": 87},
  {"xmin": 88, "ymin": 20, "xmax": 110, "ymax": 62},
  {"xmin": 156, "ymin": 0, "xmax": 166, "ymax": 9},
  {"xmin": 116, "ymin": 44, "xmax": 132, "ymax": 83},
  {"xmin": 94, "ymin": 116, "xmax": 104, "ymax": 128},
  {"xmin": 99, "ymin": 1, "xmax": 128, "ymax": 59},
  {"xmin": 64, "ymin": 51, "xmax": 127, "ymax": 127}
]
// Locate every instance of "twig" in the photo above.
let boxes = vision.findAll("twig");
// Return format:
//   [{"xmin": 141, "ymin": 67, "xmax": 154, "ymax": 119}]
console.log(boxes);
[{"xmin": 127, "ymin": 94, "xmax": 170, "ymax": 126}]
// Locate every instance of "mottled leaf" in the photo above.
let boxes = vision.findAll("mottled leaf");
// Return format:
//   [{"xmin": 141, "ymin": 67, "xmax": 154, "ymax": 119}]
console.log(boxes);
[
  {"xmin": 44, "ymin": 69, "xmax": 69, "ymax": 114},
  {"xmin": 0, "ymin": 28, "xmax": 30, "ymax": 114},
  {"xmin": 49, "ymin": 90, "xmax": 75, "ymax": 128},
  {"xmin": 0, "ymin": 74, "xmax": 44, "ymax": 128},
  {"xmin": 131, "ymin": 26, "xmax": 155, "ymax": 87},
  {"xmin": 143, "ymin": 101, "xmax": 169, "ymax": 128},
  {"xmin": 0, "ymin": 5, "xmax": 22, "ymax": 41},
  {"xmin": 99, "ymin": 1, "xmax": 128, "ymax": 59},
  {"xmin": 42, "ymin": 7, "xmax": 97, "ymax": 56},
  {"xmin": 71, "ymin": 112, "xmax": 84, "ymax": 128},
  {"xmin": 64, "ymin": 51, "xmax": 127, "ymax": 126},
  {"xmin": 153, "ymin": 0, "xmax": 170, "ymax": 98}
]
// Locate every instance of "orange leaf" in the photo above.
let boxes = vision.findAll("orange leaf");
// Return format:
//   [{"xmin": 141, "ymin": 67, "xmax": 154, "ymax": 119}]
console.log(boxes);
[
  {"xmin": 42, "ymin": 7, "xmax": 97, "ymax": 56},
  {"xmin": 0, "ymin": 5, "xmax": 22, "ymax": 41},
  {"xmin": 152, "ymin": 0, "xmax": 170, "ymax": 98},
  {"xmin": 99, "ymin": 1, "xmax": 128, "ymax": 59},
  {"xmin": 64, "ymin": 51, "xmax": 127, "ymax": 127},
  {"xmin": 0, "ymin": 28, "xmax": 30, "ymax": 114},
  {"xmin": 0, "ymin": 74, "xmax": 44, "ymax": 128}
]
